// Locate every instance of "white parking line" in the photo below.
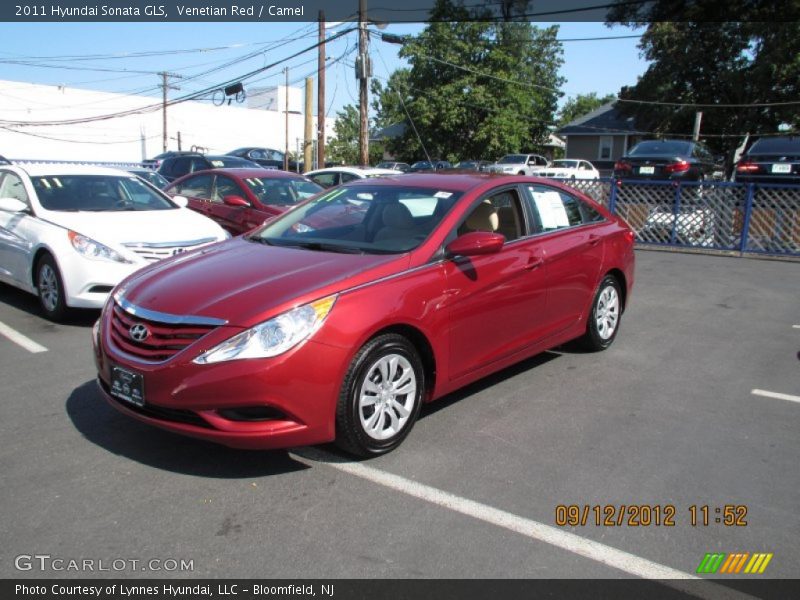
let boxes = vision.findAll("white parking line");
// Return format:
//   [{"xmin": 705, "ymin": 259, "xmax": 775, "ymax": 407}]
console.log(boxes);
[
  {"xmin": 752, "ymin": 389, "xmax": 800, "ymax": 404},
  {"xmin": 295, "ymin": 448, "xmax": 755, "ymax": 600},
  {"xmin": 793, "ymin": 325, "xmax": 800, "ymax": 329},
  {"xmin": 0, "ymin": 321, "xmax": 48, "ymax": 353}
]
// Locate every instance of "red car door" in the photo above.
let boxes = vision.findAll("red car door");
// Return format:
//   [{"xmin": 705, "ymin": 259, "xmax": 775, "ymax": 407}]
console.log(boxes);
[
  {"xmin": 521, "ymin": 183, "xmax": 605, "ymax": 334},
  {"xmin": 443, "ymin": 186, "xmax": 548, "ymax": 381},
  {"xmin": 208, "ymin": 174, "xmax": 273, "ymax": 235},
  {"xmin": 169, "ymin": 173, "xmax": 214, "ymax": 218}
]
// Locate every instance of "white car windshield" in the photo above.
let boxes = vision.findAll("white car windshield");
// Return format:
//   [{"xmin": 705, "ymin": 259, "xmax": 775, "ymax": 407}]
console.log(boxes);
[{"xmin": 33, "ymin": 175, "xmax": 177, "ymax": 212}]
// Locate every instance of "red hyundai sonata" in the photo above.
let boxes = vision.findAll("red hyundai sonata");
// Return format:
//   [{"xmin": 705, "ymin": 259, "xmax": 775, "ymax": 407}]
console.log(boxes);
[{"xmin": 93, "ymin": 173, "xmax": 635, "ymax": 456}]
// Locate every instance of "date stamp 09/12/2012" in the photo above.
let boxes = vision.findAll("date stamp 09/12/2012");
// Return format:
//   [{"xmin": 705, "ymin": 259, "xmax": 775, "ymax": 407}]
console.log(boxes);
[{"xmin": 555, "ymin": 504, "xmax": 748, "ymax": 527}]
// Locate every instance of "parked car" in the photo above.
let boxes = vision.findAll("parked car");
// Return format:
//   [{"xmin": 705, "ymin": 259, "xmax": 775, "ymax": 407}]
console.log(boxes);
[
  {"xmin": 487, "ymin": 154, "xmax": 549, "ymax": 175},
  {"xmin": 126, "ymin": 167, "xmax": 170, "ymax": 189},
  {"xmin": 94, "ymin": 173, "xmax": 635, "ymax": 457},
  {"xmin": 539, "ymin": 159, "xmax": 600, "ymax": 180},
  {"xmin": 226, "ymin": 147, "xmax": 298, "ymax": 171},
  {"xmin": 375, "ymin": 161, "xmax": 410, "ymax": 172},
  {"xmin": 141, "ymin": 150, "xmax": 199, "ymax": 170},
  {"xmin": 157, "ymin": 154, "xmax": 261, "ymax": 183},
  {"xmin": 305, "ymin": 166, "xmax": 397, "ymax": 189},
  {"xmin": 0, "ymin": 164, "xmax": 228, "ymax": 320},
  {"xmin": 613, "ymin": 140, "xmax": 723, "ymax": 182},
  {"xmin": 407, "ymin": 160, "xmax": 452, "ymax": 172},
  {"xmin": 164, "ymin": 168, "xmax": 322, "ymax": 235},
  {"xmin": 450, "ymin": 160, "xmax": 494, "ymax": 172},
  {"xmin": 733, "ymin": 136, "xmax": 800, "ymax": 185}
]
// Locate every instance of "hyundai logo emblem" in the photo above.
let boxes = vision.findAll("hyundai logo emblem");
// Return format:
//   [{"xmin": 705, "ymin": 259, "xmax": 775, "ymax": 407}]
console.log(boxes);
[{"xmin": 129, "ymin": 323, "xmax": 150, "ymax": 342}]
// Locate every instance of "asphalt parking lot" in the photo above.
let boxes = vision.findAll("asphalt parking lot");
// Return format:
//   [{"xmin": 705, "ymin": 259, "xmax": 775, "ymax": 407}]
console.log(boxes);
[{"xmin": 0, "ymin": 249, "xmax": 798, "ymax": 584}]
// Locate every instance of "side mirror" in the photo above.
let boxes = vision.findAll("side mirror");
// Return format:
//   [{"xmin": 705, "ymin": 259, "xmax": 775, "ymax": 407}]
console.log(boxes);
[
  {"xmin": 223, "ymin": 195, "xmax": 249, "ymax": 207},
  {"xmin": 171, "ymin": 195, "xmax": 189, "ymax": 208},
  {"xmin": 0, "ymin": 197, "xmax": 28, "ymax": 213},
  {"xmin": 446, "ymin": 232, "xmax": 505, "ymax": 257}
]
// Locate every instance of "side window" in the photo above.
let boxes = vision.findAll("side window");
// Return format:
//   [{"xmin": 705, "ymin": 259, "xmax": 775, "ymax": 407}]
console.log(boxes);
[
  {"xmin": 459, "ymin": 188, "xmax": 525, "ymax": 242},
  {"xmin": 524, "ymin": 185, "xmax": 602, "ymax": 232},
  {"xmin": 190, "ymin": 158, "xmax": 209, "ymax": 173},
  {"xmin": 170, "ymin": 158, "xmax": 190, "ymax": 176},
  {"xmin": 340, "ymin": 172, "xmax": 358, "ymax": 184},
  {"xmin": 249, "ymin": 149, "xmax": 266, "ymax": 160},
  {"xmin": 213, "ymin": 176, "xmax": 247, "ymax": 203},
  {"xmin": 0, "ymin": 172, "xmax": 30, "ymax": 206},
  {"xmin": 309, "ymin": 173, "xmax": 337, "ymax": 188},
  {"xmin": 173, "ymin": 174, "xmax": 213, "ymax": 199}
]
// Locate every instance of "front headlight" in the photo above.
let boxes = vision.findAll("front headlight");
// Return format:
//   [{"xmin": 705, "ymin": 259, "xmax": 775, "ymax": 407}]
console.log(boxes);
[
  {"xmin": 68, "ymin": 231, "xmax": 131, "ymax": 263},
  {"xmin": 194, "ymin": 295, "xmax": 337, "ymax": 364}
]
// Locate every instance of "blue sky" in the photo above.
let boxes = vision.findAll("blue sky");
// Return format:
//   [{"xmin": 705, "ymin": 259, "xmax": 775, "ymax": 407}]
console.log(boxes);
[{"xmin": 0, "ymin": 21, "xmax": 647, "ymax": 120}]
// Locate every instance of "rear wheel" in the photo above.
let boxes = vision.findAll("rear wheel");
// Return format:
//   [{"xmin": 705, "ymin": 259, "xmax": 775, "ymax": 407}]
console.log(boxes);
[
  {"xmin": 335, "ymin": 334, "xmax": 424, "ymax": 457},
  {"xmin": 36, "ymin": 254, "xmax": 68, "ymax": 321},
  {"xmin": 580, "ymin": 275, "xmax": 622, "ymax": 351}
]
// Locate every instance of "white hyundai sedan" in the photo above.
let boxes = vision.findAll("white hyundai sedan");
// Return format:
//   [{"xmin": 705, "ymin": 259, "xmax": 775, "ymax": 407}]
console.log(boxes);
[{"xmin": 0, "ymin": 163, "xmax": 229, "ymax": 320}]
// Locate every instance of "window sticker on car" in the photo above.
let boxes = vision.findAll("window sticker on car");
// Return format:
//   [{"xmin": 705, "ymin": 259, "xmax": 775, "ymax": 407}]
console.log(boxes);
[
  {"xmin": 532, "ymin": 190, "xmax": 570, "ymax": 229},
  {"xmin": 434, "ymin": 191, "xmax": 453, "ymax": 198},
  {"xmin": 210, "ymin": 160, "xmax": 225, "ymax": 167}
]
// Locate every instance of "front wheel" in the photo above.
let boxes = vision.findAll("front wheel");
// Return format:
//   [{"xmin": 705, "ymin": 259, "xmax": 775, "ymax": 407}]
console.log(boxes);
[
  {"xmin": 580, "ymin": 275, "xmax": 622, "ymax": 351},
  {"xmin": 335, "ymin": 334, "xmax": 424, "ymax": 457},
  {"xmin": 36, "ymin": 254, "xmax": 68, "ymax": 321}
]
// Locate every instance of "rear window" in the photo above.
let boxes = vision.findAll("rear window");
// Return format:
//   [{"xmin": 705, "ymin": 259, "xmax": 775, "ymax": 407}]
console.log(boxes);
[
  {"xmin": 747, "ymin": 137, "xmax": 800, "ymax": 155},
  {"xmin": 629, "ymin": 141, "xmax": 692, "ymax": 156}
]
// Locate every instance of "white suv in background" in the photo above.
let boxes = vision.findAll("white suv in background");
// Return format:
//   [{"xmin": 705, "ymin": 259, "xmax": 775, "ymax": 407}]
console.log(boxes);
[
  {"xmin": 0, "ymin": 163, "xmax": 228, "ymax": 320},
  {"xmin": 488, "ymin": 153, "xmax": 550, "ymax": 175}
]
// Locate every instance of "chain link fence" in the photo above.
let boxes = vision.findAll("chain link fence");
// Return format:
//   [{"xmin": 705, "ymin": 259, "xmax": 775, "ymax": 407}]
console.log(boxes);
[{"xmin": 551, "ymin": 178, "xmax": 800, "ymax": 257}]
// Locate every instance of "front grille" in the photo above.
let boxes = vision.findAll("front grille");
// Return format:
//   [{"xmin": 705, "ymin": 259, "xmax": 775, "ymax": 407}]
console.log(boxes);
[
  {"xmin": 101, "ymin": 380, "xmax": 211, "ymax": 429},
  {"xmin": 109, "ymin": 303, "xmax": 215, "ymax": 362},
  {"xmin": 123, "ymin": 238, "xmax": 216, "ymax": 263}
]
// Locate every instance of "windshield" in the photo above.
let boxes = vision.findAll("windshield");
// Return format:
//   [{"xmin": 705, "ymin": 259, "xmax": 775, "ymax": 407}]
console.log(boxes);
[
  {"xmin": 551, "ymin": 160, "xmax": 579, "ymax": 169},
  {"xmin": 242, "ymin": 177, "xmax": 322, "ymax": 206},
  {"xmin": 33, "ymin": 175, "xmax": 177, "ymax": 212},
  {"xmin": 250, "ymin": 184, "xmax": 463, "ymax": 254},
  {"xmin": 411, "ymin": 161, "xmax": 431, "ymax": 169},
  {"xmin": 748, "ymin": 137, "xmax": 800, "ymax": 155},
  {"xmin": 629, "ymin": 141, "xmax": 692, "ymax": 156},
  {"xmin": 498, "ymin": 155, "xmax": 526, "ymax": 164}
]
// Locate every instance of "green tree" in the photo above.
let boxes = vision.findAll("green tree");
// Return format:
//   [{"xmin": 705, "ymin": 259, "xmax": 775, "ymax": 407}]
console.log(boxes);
[
  {"xmin": 326, "ymin": 104, "xmax": 384, "ymax": 165},
  {"xmin": 373, "ymin": 0, "xmax": 564, "ymax": 163},
  {"xmin": 557, "ymin": 93, "xmax": 616, "ymax": 126},
  {"xmin": 606, "ymin": 7, "xmax": 800, "ymax": 156}
]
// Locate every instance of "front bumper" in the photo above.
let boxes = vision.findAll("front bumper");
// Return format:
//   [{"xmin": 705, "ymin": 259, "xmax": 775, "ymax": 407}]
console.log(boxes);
[{"xmin": 93, "ymin": 309, "xmax": 351, "ymax": 450}]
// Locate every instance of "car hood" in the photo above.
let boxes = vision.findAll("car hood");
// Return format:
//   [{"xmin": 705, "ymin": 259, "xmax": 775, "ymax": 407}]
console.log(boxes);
[
  {"xmin": 41, "ymin": 208, "xmax": 226, "ymax": 246},
  {"xmin": 117, "ymin": 237, "xmax": 409, "ymax": 326}
]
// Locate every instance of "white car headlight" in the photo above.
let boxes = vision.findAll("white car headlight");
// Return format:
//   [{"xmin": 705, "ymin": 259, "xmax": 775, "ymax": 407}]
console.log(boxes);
[
  {"xmin": 68, "ymin": 231, "xmax": 132, "ymax": 263},
  {"xmin": 194, "ymin": 295, "xmax": 337, "ymax": 364}
]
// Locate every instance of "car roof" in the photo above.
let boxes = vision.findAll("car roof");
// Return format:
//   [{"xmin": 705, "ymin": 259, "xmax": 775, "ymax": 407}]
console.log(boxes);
[
  {"xmin": 344, "ymin": 172, "xmax": 503, "ymax": 192},
  {"xmin": 14, "ymin": 163, "xmax": 133, "ymax": 177},
  {"xmin": 306, "ymin": 166, "xmax": 396, "ymax": 176},
  {"xmin": 167, "ymin": 168, "xmax": 311, "ymax": 182}
]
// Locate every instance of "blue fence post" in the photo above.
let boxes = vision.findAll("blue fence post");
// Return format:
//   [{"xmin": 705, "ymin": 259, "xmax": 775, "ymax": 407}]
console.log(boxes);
[
  {"xmin": 669, "ymin": 183, "xmax": 682, "ymax": 245},
  {"xmin": 608, "ymin": 179, "xmax": 617, "ymax": 214},
  {"xmin": 739, "ymin": 184, "xmax": 756, "ymax": 254}
]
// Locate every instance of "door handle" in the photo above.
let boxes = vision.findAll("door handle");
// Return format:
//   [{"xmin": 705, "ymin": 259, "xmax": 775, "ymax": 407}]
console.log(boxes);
[
  {"xmin": 524, "ymin": 257, "xmax": 544, "ymax": 271},
  {"xmin": 587, "ymin": 234, "xmax": 601, "ymax": 246}
]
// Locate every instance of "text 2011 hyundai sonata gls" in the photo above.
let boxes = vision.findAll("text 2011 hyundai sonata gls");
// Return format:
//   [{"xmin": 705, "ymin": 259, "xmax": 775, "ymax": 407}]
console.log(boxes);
[{"xmin": 94, "ymin": 173, "xmax": 635, "ymax": 457}]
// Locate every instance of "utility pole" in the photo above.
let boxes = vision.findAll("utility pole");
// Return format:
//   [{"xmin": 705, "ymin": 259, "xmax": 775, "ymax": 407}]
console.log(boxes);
[
  {"xmin": 692, "ymin": 111, "xmax": 703, "ymax": 141},
  {"xmin": 158, "ymin": 72, "xmax": 181, "ymax": 153},
  {"xmin": 304, "ymin": 77, "xmax": 313, "ymax": 173},
  {"xmin": 357, "ymin": 0, "xmax": 370, "ymax": 166},
  {"xmin": 284, "ymin": 67, "xmax": 289, "ymax": 171},
  {"xmin": 317, "ymin": 11, "xmax": 326, "ymax": 170}
]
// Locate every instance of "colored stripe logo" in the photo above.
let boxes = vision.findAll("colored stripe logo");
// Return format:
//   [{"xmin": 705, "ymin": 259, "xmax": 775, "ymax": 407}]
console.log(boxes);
[{"xmin": 696, "ymin": 552, "xmax": 773, "ymax": 574}]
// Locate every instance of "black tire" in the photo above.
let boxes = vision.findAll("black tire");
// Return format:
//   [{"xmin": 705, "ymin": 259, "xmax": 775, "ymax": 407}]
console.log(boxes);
[
  {"xmin": 580, "ymin": 275, "xmax": 622, "ymax": 351},
  {"xmin": 517, "ymin": 171, "xmax": 526, "ymax": 175},
  {"xmin": 36, "ymin": 254, "xmax": 69, "ymax": 321},
  {"xmin": 335, "ymin": 333, "xmax": 424, "ymax": 457}
]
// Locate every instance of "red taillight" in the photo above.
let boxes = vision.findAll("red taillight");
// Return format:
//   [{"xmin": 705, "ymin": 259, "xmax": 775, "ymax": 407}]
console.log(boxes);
[
  {"xmin": 736, "ymin": 162, "xmax": 760, "ymax": 173},
  {"xmin": 624, "ymin": 229, "xmax": 635, "ymax": 243},
  {"xmin": 614, "ymin": 160, "xmax": 632, "ymax": 172},
  {"xmin": 663, "ymin": 160, "xmax": 690, "ymax": 174}
]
